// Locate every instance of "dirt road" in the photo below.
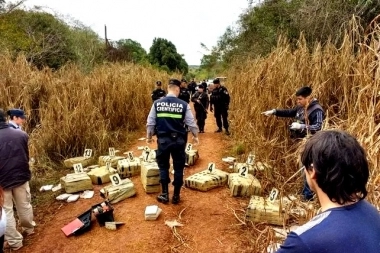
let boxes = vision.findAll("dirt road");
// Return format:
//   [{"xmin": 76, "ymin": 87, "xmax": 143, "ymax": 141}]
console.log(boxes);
[{"xmin": 18, "ymin": 113, "xmax": 249, "ymax": 253}]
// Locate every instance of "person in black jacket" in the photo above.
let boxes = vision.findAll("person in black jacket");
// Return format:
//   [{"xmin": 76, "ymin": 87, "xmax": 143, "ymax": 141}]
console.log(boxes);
[
  {"xmin": 262, "ymin": 86, "xmax": 325, "ymax": 201},
  {"xmin": 191, "ymin": 83, "xmax": 209, "ymax": 133},
  {"xmin": 178, "ymin": 79, "xmax": 190, "ymax": 103},
  {"xmin": 151, "ymin": 81, "xmax": 166, "ymax": 102},
  {"xmin": 0, "ymin": 109, "xmax": 34, "ymax": 250},
  {"xmin": 210, "ymin": 78, "xmax": 230, "ymax": 135},
  {"xmin": 262, "ymin": 86, "xmax": 324, "ymax": 139}
]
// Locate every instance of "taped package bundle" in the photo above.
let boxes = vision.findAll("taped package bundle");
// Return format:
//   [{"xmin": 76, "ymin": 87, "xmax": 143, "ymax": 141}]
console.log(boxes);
[
  {"xmin": 98, "ymin": 155, "xmax": 125, "ymax": 167},
  {"xmin": 101, "ymin": 179, "xmax": 136, "ymax": 204},
  {"xmin": 60, "ymin": 172, "xmax": 93, "ymax": 193},
  {"xmin": 186, "ymin": 150, "xmax": 199, "ymax": 166},
  {"xmin": 184, "ymin": 169, "xmax": 229, "ymax": 192},
  {"xmin": 139, "ymin": 149, "xmax": 156, "ymax": 163},
  {"xmin": 141, "ymin": 162, "xmax": 160, "ymax": 193},
  {"xmin": 228, "ymin": 173, "xmax": 262, "ymax": 197},
  {"xmin": 233, "ymin": 162, "xmax": 273, "ymax": 178},
  {"xmin": 63, "ymin": 157, "xmax": 94, "ymax": 169},
  {"xmin": 87, "ymin": 166, "xmax": 113, "ymax": 185},
  {"xmin": 246, "ymin": 196, "xmax": 288, "ymax": 226},
  {"xmin": 117, "ymin": 159, "xmax": 141, "ymax": 178}
]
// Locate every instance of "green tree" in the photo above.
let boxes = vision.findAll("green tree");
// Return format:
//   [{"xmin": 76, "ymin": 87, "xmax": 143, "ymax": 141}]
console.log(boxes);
[
  {"xmin": 0, "ymin": 9, "xmax": 76, "ymax": 69},
  {"xmin": 116, "ymin": 39, "xmax": 148, "ymax": 64},
  {"xmin": 148, "ymin": 37, "xmax": 188, "ymax": 74}
]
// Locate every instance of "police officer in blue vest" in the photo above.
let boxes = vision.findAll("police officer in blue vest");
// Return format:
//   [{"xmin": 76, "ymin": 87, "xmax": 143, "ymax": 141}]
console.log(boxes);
[{"xmin": 146, "ymin": 79, "xmax": 199, "ymax": 204}]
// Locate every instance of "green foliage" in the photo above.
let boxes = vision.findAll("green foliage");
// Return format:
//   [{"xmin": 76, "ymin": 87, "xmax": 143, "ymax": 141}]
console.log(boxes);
[
  {"xmin": 116, "ymin": 38, "xmax": 148, "ymax": 64},
  {"xmin": 199, "ymin": 0, "xmax": 380, "ymax": 74},
  {"xmin": 68, "ymin": 25, "xmax": 105, "ymax": 72},
  {"xmin": 0, "ymin": 9, "xmax": 76, "ymax": 69},
  {"xmin": 148, "ymin": 37, "xmax": 188, "ymax": 74}
]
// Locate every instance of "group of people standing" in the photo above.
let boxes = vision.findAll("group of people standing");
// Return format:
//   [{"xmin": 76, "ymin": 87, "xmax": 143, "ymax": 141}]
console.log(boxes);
[
  {"xmin": 151, "ymin": 78, "xmax": 231, "ymax": 135},
  {"xmin": 0, "ymin": 108, "xmax": 35, "ymax": 252}
]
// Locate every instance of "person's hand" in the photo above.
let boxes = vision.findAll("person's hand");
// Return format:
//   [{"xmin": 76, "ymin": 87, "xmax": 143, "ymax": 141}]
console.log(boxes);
[
  {"xmin": 261, "ymin": 109, "xmax": 275, "ymax": 116},
  {"xmin": 146, "ymin": 138, "xmax": 154, "ymax": 144},
  {"xmin": 210, "ymin": 107, "xmax": 213, "ymax": 113},
  {"xmin": 192, "ymin": 136, "xmax": 199, "ymax": 146},
  {"xmin": 290, "ymin": 122, "xmax": 304, "ymax": 130}
]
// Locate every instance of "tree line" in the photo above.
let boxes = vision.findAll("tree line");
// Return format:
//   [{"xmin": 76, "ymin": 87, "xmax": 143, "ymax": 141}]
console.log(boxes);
[
  {"xmin": 198, "ymin": 0, "xmax": 380, "ymax": 76},
  {"xmin": 0, "ymin": 2, "xmax": 188, "ymax": 74}
]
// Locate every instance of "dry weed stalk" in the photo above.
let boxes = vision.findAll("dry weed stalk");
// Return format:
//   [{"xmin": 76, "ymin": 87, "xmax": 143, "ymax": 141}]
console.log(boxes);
[{"xmin": 227, "ymin": 17, "xmax": 380, "ymax": 250}]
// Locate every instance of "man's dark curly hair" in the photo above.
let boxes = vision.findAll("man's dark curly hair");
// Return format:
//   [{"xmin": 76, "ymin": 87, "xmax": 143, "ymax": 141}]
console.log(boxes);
[{"xmin": 301, "ymin": 130, "xmax": 369, "ymax": 205}]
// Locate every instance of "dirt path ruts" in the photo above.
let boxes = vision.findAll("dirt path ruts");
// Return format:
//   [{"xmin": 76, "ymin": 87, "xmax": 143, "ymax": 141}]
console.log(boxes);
[{"xmin": 18, "ymin": 108, "xmax": 246, "ymax": 253}]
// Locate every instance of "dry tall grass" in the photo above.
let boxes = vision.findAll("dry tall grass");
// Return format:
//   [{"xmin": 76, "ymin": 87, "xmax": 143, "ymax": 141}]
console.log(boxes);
[
  {"xmin": 0, "ymin": 55, "xmax": 169, "ymax": 169},
  {"xmin": 227, "ymin": 19, "xmax": 380, "ymax": 251}
]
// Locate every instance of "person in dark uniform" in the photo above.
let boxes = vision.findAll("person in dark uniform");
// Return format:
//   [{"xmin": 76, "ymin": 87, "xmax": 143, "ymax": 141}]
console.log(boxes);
[
  {"xmin": 151, "ymin": 81, "xmax": 166, "ymax": 101},
  {"xmin": 7, "ymin": 109, "xmax": 26, "ymax": 130},
  {"xmin": 262, "ymin": 86, "xmax": 325, "ymax": 201},
  {"xmin": 178, "ymin": 79, "xmax": 190, "ymax": 103},
  {"xmin": 146, "ymin": 79, "xmax": 199, "ymax": 205},
  {"xmin": 191, "ymin": 83, "xmax": 209, "ymax": 133},
  {"xmin": 188, "ymin": 79, "xmax": 197, "ymax": 96},
  {"xmin": 262, "ymin": 86, "xmax": 324, "ymax": 139},
  {"xmin": 210, "ymin": 78, "xmax": 230, "ymax": 135}
]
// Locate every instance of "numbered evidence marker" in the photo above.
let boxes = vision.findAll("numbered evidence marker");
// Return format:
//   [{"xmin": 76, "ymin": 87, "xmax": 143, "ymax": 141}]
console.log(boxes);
[
  {"xmin": 238, "ymin": 165, "xmax": 249, "ymax": 178},
  {"xmin": 73, "ymin": 163, "xmax": 84, "ymax": 173},
  {"xmin": 109, "ymin": 147, "xmax": 116, "ymax": 157},
  {"xmin": 246, "ymin": 153, "xmax": 255, "ymax": 165},
  {"xmin": 110, "ymin": 173, "xmax": 122, "ymax": 186},
  {"xmin": 83, "ymin": 149, "xmax": 93, "ymax": 159},
  {"xmin": 269, "ymin": 188, "xmax": 279, "ymax": 202},
  {"xmin": 105, "ymin": 161, "xmax": 111, "ymax": 170},
  {"xmin": 185, "ymin": 143, "xmax": 193, "ymax": 152},
  {"xmin": 127, "ymin": 151, "xmax": 135, "ymax": 162},
  {"xmin": 207, "ymin": 163, "xmax": 216, "ymax": 174}
]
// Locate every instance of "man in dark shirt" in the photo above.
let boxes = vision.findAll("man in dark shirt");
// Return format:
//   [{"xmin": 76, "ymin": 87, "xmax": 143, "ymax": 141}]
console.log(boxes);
[
  {"xmin": 262, "ymin": 87, "xmax": 324, "ymax": 200},
  {"xmin": 178, "ymin": 79, "xmax": 190, "ymax": 103},
  {"xmin": 277, "ymin": 130, "xmax": 380, "ymax": 253},
  {"xmin": 151, "ymin": 81, "xmax": 166, "ymax": 101},
  {"xmin": 0, "ymin": 109, "xmax": 34, "ymax": 250},
  {"xmin": 210, "ymin": 78, "xmax": 230, "ymax": 135},
  {"xmin": 191, "ymin": 83, "xmax": 209, "ymax": 133}
]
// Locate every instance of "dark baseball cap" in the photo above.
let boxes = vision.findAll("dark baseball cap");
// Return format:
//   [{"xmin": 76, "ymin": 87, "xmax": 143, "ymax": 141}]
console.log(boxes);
[
  {"xmin": 198, "ymin": 84, "xmax": 205, "ymax": 89},
  {"xmin": 169, "ymin": 79, "xmax": 181, "ymax": 87},
  {"xmin": 181, "ymin": 79, "xmax": 187, "ymax": 83},
  {"xmin": 7, "ymin": 109, "xmax": 26, "ymax": 119},
  {"xmin": 156, "ymin": 81, "xmax": 162, "ymax": 86},
  {"xmin": 213, "ymin": 78, "xmax": 220, "ymax": 84}
]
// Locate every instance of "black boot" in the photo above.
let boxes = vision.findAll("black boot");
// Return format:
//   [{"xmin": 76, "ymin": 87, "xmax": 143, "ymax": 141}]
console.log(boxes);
[
  {"xmin": 157, "ymin": 184, "xmax": 169, "ymax": 204},
  {"xmin": 225, "ymin": 129, "xmax": 230, "ymax": 136},
  {"xmin": 172, "ymin": 186, "xmax": 181, "ymax": 204},
  {"xmin": 215, "ymin": 128, "xmax": 222, "ymax": 133}
]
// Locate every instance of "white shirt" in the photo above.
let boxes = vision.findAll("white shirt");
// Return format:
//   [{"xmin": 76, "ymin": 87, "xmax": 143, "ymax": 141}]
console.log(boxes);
[
  {"xmin": 0, "ymin": 208, "xmax": 6, "ymax": 236},
  {"xmin": 8, "ymin": 120, "xmax": 21, "ymax": 130}
]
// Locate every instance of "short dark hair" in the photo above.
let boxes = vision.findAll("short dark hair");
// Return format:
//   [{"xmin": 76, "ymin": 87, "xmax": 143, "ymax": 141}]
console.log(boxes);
[
  {"xmin": 0, "ymin": 109, "xmax": 5, "ymax": 122},
  {"xmin": 213, "ymin": 78, "xmax": 220, "ymax": 84},
  {"xmin": 296, "ymin": 86, "xmax": 312, "ymax": 97},
  {"xmin": 156, "ymin": 81, "xmax": 162, "ymax": 85},
  {"xmin": 169, "ymin": 79, "xmax": 181, "ymax": 88},
  {"xmin": 301, "ymin": 130, "xmax": 369, "ymax": 205}
]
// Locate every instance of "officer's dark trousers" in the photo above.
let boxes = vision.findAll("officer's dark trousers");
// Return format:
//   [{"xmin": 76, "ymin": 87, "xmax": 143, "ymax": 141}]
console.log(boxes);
[
  {"xmin": 156, "ymin": 136, "xmax": 186, "ymax": 187},
  {"xmin": 196, "ymin": 110, "xmax": 207, "ymax": 131},
  {"xmin": 214, "ymin": 107, "xmax": 229, "ymax": 130},
  {"xmin": 0, "ymin": 235, "xmax": 3, "ymax": 253}
]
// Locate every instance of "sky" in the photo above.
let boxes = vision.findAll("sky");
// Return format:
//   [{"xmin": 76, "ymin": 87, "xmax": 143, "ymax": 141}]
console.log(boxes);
[{"xmin": 20, "ymin": 0, "xmax": 250, "ymax": 65}]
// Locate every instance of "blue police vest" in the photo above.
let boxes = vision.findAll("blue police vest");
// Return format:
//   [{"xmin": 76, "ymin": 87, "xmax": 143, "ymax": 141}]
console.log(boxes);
[{"xmin": 154, "ymin": 96, "xmax": 187, "ymax": 137}]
